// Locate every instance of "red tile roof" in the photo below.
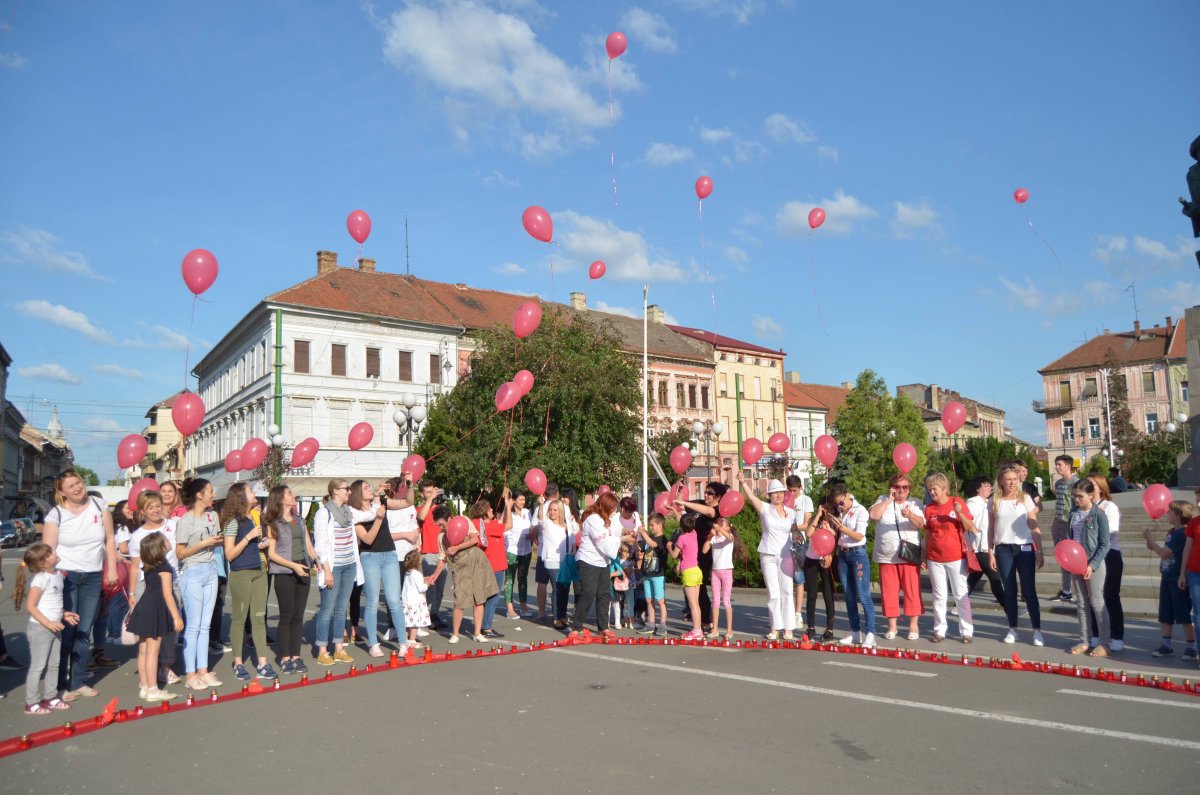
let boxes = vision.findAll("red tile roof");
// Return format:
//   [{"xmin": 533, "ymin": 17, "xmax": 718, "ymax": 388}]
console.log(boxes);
[
  {"xmin": 783, "ymin": 382, "xmax": 850, "ymax": 423},
  {"xmin": 665, "ymin": 325, "xmax": 785, "ymax": 357},
  {"xmin": 1039, "ymin": 318, "xmax": 1186, "ymax": 374}
]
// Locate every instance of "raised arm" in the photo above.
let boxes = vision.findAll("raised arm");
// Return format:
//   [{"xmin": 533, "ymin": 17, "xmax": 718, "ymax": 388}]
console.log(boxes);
[{"xmin": 736, "ymin": 472, "xmax": 764, "ymax": 514}]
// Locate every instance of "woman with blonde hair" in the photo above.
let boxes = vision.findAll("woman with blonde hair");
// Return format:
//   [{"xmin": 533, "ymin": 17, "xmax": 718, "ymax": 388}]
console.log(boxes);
[
  {"xmin": 922, "ymin": 473, "xmax": 976, "ymax": 643},
  {"xmin": 222, "ymin": 482, "xmax": 276, "ymax": 682},
  {"xmin": 1086, "ymin": 473, "xmax": 1125, "ymax": 651},
  {"xmin": 312, "ymin": 479, "xmax": 363, "ymax": 665},
  {"xmin": 988, "ymin": 464, "xmax": 1045, "ymax": 646},
  {"xmin": 160, "ymin": 480, "xmax": 186, "ymax": 519}
]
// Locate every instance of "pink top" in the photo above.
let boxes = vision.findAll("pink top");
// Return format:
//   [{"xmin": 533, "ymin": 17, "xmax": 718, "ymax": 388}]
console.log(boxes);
[{"xmin": 676, "ymin": 530, "xmax": 699, "ymax": 571}]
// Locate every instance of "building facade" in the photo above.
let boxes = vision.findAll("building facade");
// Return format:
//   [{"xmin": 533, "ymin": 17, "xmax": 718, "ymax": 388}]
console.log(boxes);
[
  {"xmin": 783, "ymin": 376, "xmax": 850, "ymax": 489},
  {"xmin": 138, "ymin": 392, "xmax": 184, "ymax": 480},
  {"xmin": 897, "ymin": 383, "xmax": 1008, "ymax": 451}
]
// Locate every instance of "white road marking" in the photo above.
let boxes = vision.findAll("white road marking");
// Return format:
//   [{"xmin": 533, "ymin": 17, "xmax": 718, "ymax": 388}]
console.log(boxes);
[
  {"xmin": 824, "ymin": 660, "xmax": 938, "ymax": 677},
  {"xmin": 1057, "ymin": 688, "xmax": 1200, "ymax": 710},
  {"xmin": 552, "ymin": 648, "xmax": 1200, "ymax": 750}
]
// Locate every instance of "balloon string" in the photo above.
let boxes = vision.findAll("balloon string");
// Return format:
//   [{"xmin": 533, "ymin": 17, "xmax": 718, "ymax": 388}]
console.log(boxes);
[
  {"xmin": 182, "ymin": 294, "xmax": 198, "ymax": 390},
  {"xmin": 699, "ymin": 200, "xmax": 716, "ymax": 346},
  {"xmin": 1024, "ymin": 212, "xmax": 1062, "ymax": 272},
  {"xmin": 808, "ymin": 233, "xmax": 827, "ymax": 335},
  {"xmin": 608, "ymin": 59, "xmax": 618, "ymax": 206}
]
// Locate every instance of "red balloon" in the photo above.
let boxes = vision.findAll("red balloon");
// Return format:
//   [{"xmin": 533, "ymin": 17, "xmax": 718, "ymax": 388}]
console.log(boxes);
[
  {"xmin": 809, "ymin": 528, "xmax": 836, "ymax": 557},
  {"xmin": 347, "ymin": 210, "xmax": 371, "ymax": 244},
  {"xmin": 513, "ymin": 301, "xmax": 543, "ymax": 338},
  {"xmin": 171, "ymin": 391, "xmax": 205, "ymax": 436},
  {"xmin": 597, "ymin": 485, "xmax": 612, "ymax": 496},
  {"xmin": 495, "ymin": 382, "xmax": 521, "ymax": 412},
  {"xmin": 892, "ymin": 443, "xmax": 917, "ymax": 474},
  {"xmin": 813, "ymin": 435, "xmax": 838, "ymax": 468},
  {"xmin": 117, "ymin": 434, "xmax": 148, "ymax": 469},
  {"xmin": 1054, "ymin": 539, "xmax": 1088, "ymax": 576},
  {"xmin": 695, "ymin": 176, "xmax": 713, "ymax": 201},
  {"xmin": 241, "ymin": 438, "xmax": 269, "ymax": 470},
  {"xmin": 941, "ymin": 401, "xmax": 967, "ymax": 435},
  {"xmin": 402, "ymin": 453, "xmax": 426, "ymax": 482},
  {"xmin": 445, "ymin": 515, "xmax": 469, "ymax": 547},
  {"xmin": 348, "ymin": 421, "xmax": 374, "ymax": 451},
  {"xmin": 784, "ymin": 492, "xmax": 796, "ymax": 509},
  {"xmin": 513, "ymin": 369, "xmax": 534, "ymax": 396},
  {"xmin": 128, "ymin": 477, "xmax": 160, "ymax": 507},
  {"xmin": 224, "ymin": 450, "xmax": 243, "ymax": 474},
  {"xmin": 741, "ymin": 438, "xmax": 764, "ymax": 466},
  {"xmin": 718, "ymin": 490, "xmax": 744, "ymax": 518},
  {"xmin": 524, "ymin": 468, "xmax": 547, "ymax": 496},
  {"xmin": 1013, "ymin": 188, "xmax": 1029, "ymax": 204},
  {"xmin": 653, "ymin": 493, "xmax": 671, "ymax": 516},
  {"xmin": 522, "ymin": 206, "xmax": 553, "ymax": 243},
  {"xmin": 290, "ymin": 438, "xmax": 319, "ymax": 468},
  {"xmin": 670, "ymin": 445, "xmax": 692, "ymax": 475},
  {"xmin": 605, "ymin": 31, "xmax": 627, "ymax": 59},
  {"xmin": 589, "ymin": 260, "xmax": 606, "ymax": 280},
  {"xmin": 181, "ymin": 249, "xmax": 218, "ymax": 296},
  {"xmin": 767, "ymin": 433, "xmax": 790, "ymax": 454},
  {"xmin": 1142, "ymin": 483, "xmax": 1172, "ymax": 520},
  {"xmin": 807, "ymin": 207, "xmax": 826, "ymax": 230}
]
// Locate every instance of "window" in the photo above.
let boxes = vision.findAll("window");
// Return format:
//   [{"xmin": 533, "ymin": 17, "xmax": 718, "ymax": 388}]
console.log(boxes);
[
  {"xmin": 701, "ymin": 385, "xmax": 709, "ymax": 410},
  {"xmin": 688, "ymin": 384, "xmax": 697, "ymax": 409},
  {"xmin": 1084, "ymin": 377, "xmax": 1098, "ymax": 398},
  {"xmin": 430, "ymin": 354, "xmax": 441, "ymax": 385},
  {"xmin": 366, "ymin": 347, "xmax": 381, "ymax": 378},
  {"xmin": 1088, "ymin": 417, "xmax": 1100, "ymax": 439},
  {"xmin": 1062, "ymin": 419, "xmax": 1075, "ymax": 442},
  {"xmin": 364, "ymin": 406, "xmax": 383, "ymax": 447},
  {"xmin": 1058, "ymin": 380, "xmax": 1071, "ymax": 405},
  {"xmin": 646, "ymin": 379, "xmax": 654, "ymax": 403},
  {"xmin": 1183, "ymin": 380, "xmax": 1190, "ymax": 403},
  {"xmin": 658, "ymin": 382, "xmax": 668, "ymax": 406},
  {"xmin": 329, "ymin": 404, "xmax": 349, "ymax": 442},
  {"xmin": 719, "ymin": 374, "xmax": 728, "ymax": 396},
  {"xmin": 331, "ymin": 344, "xmax": 346, "ymax": 377},
  {"xmin": 676, "ymin": 383, "xmax": 685, "ymax": 408},
  {"xmin": 753, "ymin": 377, "xmax": 762, "ymax": 400},
  {"xmin": 290, "ymin": 404, "xmax": 313, "ymax": 441},
  {"xmin": 398, "ymin": 351, "xmax": 413, "ymax": 382},
  {"xmin": 1142, "ymin": 370, "xmax": 1156, "ymax": 395},
  {"xmin": 1147, "ymin": 412, "xmax": 1159, "ymax": 433},
  {"xmin": 721, "ymin": 416, "xmax": 731, "ymax": 434}
]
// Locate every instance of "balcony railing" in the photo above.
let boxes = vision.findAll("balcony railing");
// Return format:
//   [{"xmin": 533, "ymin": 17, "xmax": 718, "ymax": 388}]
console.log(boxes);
[{"xmin": 1032, "ymin": 397, "xmax": 1073, "ymax": 414}]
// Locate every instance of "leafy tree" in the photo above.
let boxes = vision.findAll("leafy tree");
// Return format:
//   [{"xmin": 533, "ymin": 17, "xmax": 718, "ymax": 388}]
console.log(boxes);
[
  {"xmin": 1083, "ymin": 453, "xmax": 1112, "ymax": 479},
  {"xmin": 652, "ymin": 423, "xmax": 696, "ymax": 486},
  {"xmin": 252, "ymin": 447, "xmax": 289, "ymax": 490},
  {"xmin": 106, "ymin": 477, "xmax": 125, "ymax": 486},
  {"xmin": 416, "ymin": 306, "xmax": 643, "ymax": 499},
  {"xmin": 926, "ymin": 436, "xmax": 1050, "ymax": 495},
  {"xmin": 1103, "ymin": 353, "xmax": 1138, "ymax": 452},
  {"xmin": 1124, "ymin": 427, "xmax": 1186, "ymax": 486},
  {"xmin": 74, "ymin": 466, "xmax": 100, "ymax": 486}
]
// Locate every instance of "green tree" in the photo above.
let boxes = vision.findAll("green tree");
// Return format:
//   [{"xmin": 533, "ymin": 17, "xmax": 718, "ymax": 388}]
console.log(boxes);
[
  {"xmin": 106, "ymin": 477, "xmax": 125, "ymax": 487},
  {"xmin": 416, "ymin": 306, "xmax": 643, "ymax": 499},
  {"xmin": 1083, "ymin": 453, "xmax": 1111, "ymax": 479},
  {"xmin": 1103, "ymin": 354, "xmax": 1138, "ymax": 452},
  {"xmin": 926, "ymin": 436, "xmax": 1050, "ymax": 495},
  {"xmin": 74, "ymin": 466, "xmax": 100, "ymax": 486},
  {"xmin": 651, "ymin": 422, "xmax": 695, "ymax": 487},
  {"xmin": 1124, "ymin": 427, "xmax": 1186, "ymax": 486},
  {"xmin": 252, "ymin": 447, "xmax": 289, "ymax": 490}
]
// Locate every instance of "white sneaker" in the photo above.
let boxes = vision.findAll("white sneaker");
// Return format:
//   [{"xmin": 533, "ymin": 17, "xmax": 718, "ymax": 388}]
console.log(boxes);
[
  {"xmin": 795, "ymin": 618, "xmax": 807, "ymax": 632},
  {"xmin": 861, "ymin": 633, "xmax": 877, "ymax": 649},
  {"xmin": 1032, "ymin": 631, "xmax": 1045, "ymax": 647},
  {"xmin": 416, "ymin": 628, "xmax": 430, "ymax": 638},
  {"xmin": 782, "ymin": 631, "xmax": 795, "ymax": 640},
  {"xmin": 1110, "ymin": 639, "xmax": 1124, "ymax": 651},
  {"xmin": 765, "ymin": 630, "xmax": 780, "ymax": 641},
  {"xmin": 838, "ymin": 632, "xmax": 860, "ymax": 646},
  {"xmin": 1002, "ymin": 630, "xmax": 1017, "ymax": 644}
]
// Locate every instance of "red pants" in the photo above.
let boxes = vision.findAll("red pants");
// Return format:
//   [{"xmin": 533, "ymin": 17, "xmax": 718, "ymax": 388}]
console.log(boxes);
[{"xmin": 879, "ymin": 562, "xmax": 924, "ymax": 618}]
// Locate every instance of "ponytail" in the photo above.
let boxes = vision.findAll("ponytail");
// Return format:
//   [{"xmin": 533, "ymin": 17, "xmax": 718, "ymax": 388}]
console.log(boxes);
[{"xmin": 12, "ymin": 542, "xmax": 53, "ymax": 610}]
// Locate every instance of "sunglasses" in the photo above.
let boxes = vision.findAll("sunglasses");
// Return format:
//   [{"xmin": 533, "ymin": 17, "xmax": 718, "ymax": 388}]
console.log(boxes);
[{"xmin": 704, "ymin": 491, "xmax": 716, "ymax": 497}]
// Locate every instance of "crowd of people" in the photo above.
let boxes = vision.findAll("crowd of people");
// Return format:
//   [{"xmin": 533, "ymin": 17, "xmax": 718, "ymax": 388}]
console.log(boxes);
[{"xmin": 4, "ymin": 458, "xmax": 1200, "ymax": 717}]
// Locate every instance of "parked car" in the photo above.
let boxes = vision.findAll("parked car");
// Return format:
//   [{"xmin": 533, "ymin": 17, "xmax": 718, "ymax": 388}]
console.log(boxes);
[
  {"xmin": 15, "ymin": 518, "xmax": 36, "ymax": 542},
  {"xmin": 1, "ymin": 520, "xmax": 27, "ymax": 548}
]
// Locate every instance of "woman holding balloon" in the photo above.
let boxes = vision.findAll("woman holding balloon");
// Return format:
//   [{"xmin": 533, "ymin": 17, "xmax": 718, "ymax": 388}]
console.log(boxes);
[
  {"xmin": 737, "ymin": 473, "xmax": 797, "ymax": 640},
  {"xmin": 1064, "ymin": 479, "xmax": 1111, "ymax": 656},
  {"xmin": 1085, "ymin": 474, "xmax": 1125, "ymax": 652},
  {"xmin": 441, "ymin": 508, "xmax": 499, "ymax": 644},
  {"xmin": 988, "ymin": 464, "xmax": 1045, "ymax": 647}
]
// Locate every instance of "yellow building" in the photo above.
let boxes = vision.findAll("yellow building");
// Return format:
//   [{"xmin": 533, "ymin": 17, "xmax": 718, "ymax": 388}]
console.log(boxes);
[{"xmin": 140, "ymin": 392, "xmax": 184, "ymax": 479}]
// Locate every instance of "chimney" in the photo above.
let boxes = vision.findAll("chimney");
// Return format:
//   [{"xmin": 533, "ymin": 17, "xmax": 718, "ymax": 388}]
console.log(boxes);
[
  {"xmin": 317, "ymin": 250, "xmax": 338, "ymax": 275},
  {"xmin": 646, "ymin": 304, "xmax": 666, "ymax": 324},
  {"xmin": 840, "ymin": 381, "xmax": 853, "ymax": 390},
  {"xmin": 784, "ymin": 371, "xmax": 801, "ymax": 384},
  {"xmin": 358, "ymin": 257, "xmax": 376, "ymax": 273},
  {"xmin": 570, "ymin": 291, "xmax": 586, "ymax": 310},
  {"xmin": 1133, "ymin": 320, "xmax": 1141, "ymax": 337},
  {"xmin": 928, "ymin": 383, "xmax": 940, "ymax": 410},
  {"xmin": 1166, "ymin": 315, "xmax": 1175, "ymax": 336}
]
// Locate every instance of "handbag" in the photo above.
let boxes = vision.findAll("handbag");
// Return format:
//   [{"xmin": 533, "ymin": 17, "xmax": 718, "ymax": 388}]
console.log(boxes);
[
  {"xmin": 791, "ymin": 532, "xmax": 810, "ymax": 569},
  {"xmin": 120, "ymin": 592, "xmax": 139, "ymax": 645},
  {"xmin": 893, "ymin": 502, "xmax": 923, "ymax": 564},
  {"xmin": 557, "ymin": 554, "xmax": 579, "ymax": 585}
]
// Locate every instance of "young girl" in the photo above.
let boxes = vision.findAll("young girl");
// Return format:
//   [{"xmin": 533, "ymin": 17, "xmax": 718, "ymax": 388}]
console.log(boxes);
[
  {"xmin": 668, "ymin": 514, "xmax": 704, "ymax": 641},
  {"xmin": 608, "ymin": 544, "xmax": 632, "ymax": 629},
  {"xmin": 14, "ymin": 543, "xmax": 79, "ymax": 714},
  {"xmin": 128, "ymin": 490, "xmax": 180, "ymax": 686},
  {"xmin": 1145, "ymin": 501, "xmax": 1197, "ymax": 659},
  {"xmin": 127, "ymin": 534, "xmax": 183, "ymax": 701},
  {"xmin": 1066, "ymin": 479, "xmax": 1111, "ymax": 657},
  {"xmin": 401, "ymin": 550, "xmax": 431, "ymax": 649},
  {"xmin": 703, "ymin": 517, "xmax": 743, "ymax": 639}
]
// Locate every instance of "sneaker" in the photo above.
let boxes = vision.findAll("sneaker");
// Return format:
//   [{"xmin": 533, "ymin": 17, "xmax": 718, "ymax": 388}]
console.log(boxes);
[
  {"xmin": 368, "ymin": 645, "xmax": 385, "ymax": 659},
  {"xmin": 416, "ymin": 629, "xmax": 430, "ymax": 638},
  {"xmin": 638, "ymin": 623, "xmax": 656, "ymax": 635},
  {"xmin": 1032, "ymin": 631, "xmax": 1045, "ymax": 647},
  {"xmin": 1110, "ymin": 640, "xmax": 1124, "ymax": 652},
  {"xmin": 907, "ymin": 631, "xmax": 920, "ymax": 641},
  {"xmin": 1183, "ymin": 648, "xmax": 1198, "ymax": 661},
  {"xmin": 220, "ymin": 641, "xmax": 233, "ymax": 652},
  {"xmin": 838, "ymin": 633, "xmax": 860, "ymax": 646},
  {"xmin": 681, "ymin": 629, "xmax": 704, "ymax": 641},
  {"xmin": 316, "ymin": 652, "xmax": 336, "ymax": 666},
  {"xmin": 382, "ymin": 628, "xmax": 395, "ymax": 642},
  {"xmin": 653, "ymin": 625, "xmax": 667, "ymax": 637},
  {"xmin": 482, "ymin": 628, "xmax": 505, "ymax": 639},
  {"xmin": 1002, "ymin": 630, "xmax": 1017, "ymax": 644},
  {"xmin": 472, "ymin": 634, "xmax": 488, "ymax": 643},
  {"xmin": 187, "ymin": 675, "xmax": 210, "ymax": 691},
  {"xmin": 256, "ymin": 663, "xmax": 278, "ymax": 680},
  {"xmin": 145, "ymin": 687, "xmax": 176, "ymax": 702},
  {"xmin": 1052, "ymin": 591, "xmax": 1072, "ymax": 602},
  {"xmin": 795, "ymin": 618, "xmax": 807, "ymax": 632},
  {"xmin": 821, "ymin": 629, "xmax": 836, "ymax": 642},
  {"xmin": 447, "ymin": 635, "xmax": 460, "ymax": 644},
  {"xmin": 782, "ymin": 631, "xmax": 795, "ymax": 641},
  {"xmin": 505, "ymin": 612, "xmax": 521, "ymax": 620},
  {"xmin": 333, "ymin": 649, "xmax": 354, "ymax": 663},
  {"xmin": 950, "ymin": 606, "xmax": 958, "ymax": 616},
  {"xmin": 1151, "ymin": 644, "xmax": 1175, "ymax": 657},
  {"xmin": 292, "ymin": 659, "xmax": 308, "ymax": 674},
  {"xmin": 635, "ymin": 620, "xmax": 648, "ymax": 632},
  {"xmin": 861, "ymin": 633, "xmax": 877, "ymax": 649},
  {"xmin": 202, "ymin": 672, "xmax": 224, "ymax": 687},
  {"xmin": 765, "ymin": 631, "xmax": 780, "ymax": 641},
  {"xmin": 884, "ymin": 630, "xmax": 898, "ymax": 640},
  {"xmin": 279, "ymin": 659, "xmax": 297, "ymax": 675},
  {"xmin": 232, "ymin": 663, "xmax": 251, "ymax": 681}
]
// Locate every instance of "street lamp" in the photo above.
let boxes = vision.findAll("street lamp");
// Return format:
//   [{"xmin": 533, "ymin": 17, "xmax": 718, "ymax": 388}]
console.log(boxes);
[
  {"xmin": 691, "ymin": 420, "xmax": 724, "ymax": 479},
  {"xmin": 394, "ymin": 393, "xmax": 427, "ymax": 450}
]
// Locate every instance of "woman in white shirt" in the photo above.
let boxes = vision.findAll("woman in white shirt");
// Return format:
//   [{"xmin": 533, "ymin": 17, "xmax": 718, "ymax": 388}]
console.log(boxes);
[
  {"xmin": 538, "ymin": 499, "xmax": 571, "ymax": 629},
  {"xmin": 868, "ymin": 473, "xmax": 926, "ymax": 641},
  {"xmin": 825, "ymin": 482, "xmax": 876, "ymax": 648},
  {"xmin": 987, "ymin": 464, "xmax": 1045, "ymax": 646},
  {"xmin": 738, "ymin": 474, "xmax": 797, "ymax": 641},
  {"xmin": 964, "ymin": 475, "xmax": 1005, "ymax": 605},
  {"xmin": 1087, "ymin": 473, "xmax": 1125, "ymax": 651},
  {"xmin": 568, "ymin": 492, "xmax": 622, "ymax": 637},
  {"xmin": 503, "ymin": 494, "xmax": 534, "ymax": 618}
]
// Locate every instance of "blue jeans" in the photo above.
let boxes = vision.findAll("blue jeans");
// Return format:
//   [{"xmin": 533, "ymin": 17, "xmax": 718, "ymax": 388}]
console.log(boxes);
[
  {"xmin": 360, "ymin": 551, "xmax": 405, "ymax": 645},
  {"xmin": 180, "ymin": 562, "xmax": 219, "ymax": 673},
  {"xmin": 315, "ymin": 564, "xmax": 357, "ymax": 650},
  {"xmin": 1187, "ymin": 572, "xmax": 1200, "ymax": 647},
  {"xmin": 994, "ymin": 544, "xmax": 1041, "ymax": 629},
  {"xmin": 59, "ymin": 570, "xmax": 103, "ymax": 691},
  {"xmin": 837, "ymin": 547, "xmax": 875, "ymax": 635},
  {"xmin": 482, "ymin": 570, "xmax": 505, "ymax": 630}
]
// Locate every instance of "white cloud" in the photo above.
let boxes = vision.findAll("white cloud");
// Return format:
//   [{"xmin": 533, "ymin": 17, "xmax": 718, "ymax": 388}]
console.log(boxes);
[
  {"xmin": 998, "ymin": 277, "xmax": 1042, "ymax": 311},
  {"xmin": 891, "ymin": 200, "xmax": 943, "ymax": 239},
  {"xmin": 764, "ymin": 112, "xmax": 816, "ymax": 145},
  {"xmin": 699, "ymin": 126, "xmax": 733, "ymax": 143},
  {"xmin": 17, "ymin": 364, "xmax": 82, "ymax": 385},
  {"xmin": 1148, "ymin": 281, "xmax": 1200, "ymax": 317},
  {"xmin": 84, "ymin": 417, "xmax": 128, "ymax": 433},
  {"xmin": 123, "ymin": 325, "xmax": 210, "ymax": 352},
  {"xmin": 643, "ymin": 142, "xmax": 693, "ymax": 167},
  {"xmin": 732, "ymin": 139, "xmax": 768, "ymax": 163},
  {"xmin": 724, "ymin": 245, "xmax": 749, "ymax": 268},
  {"xmin": 17, "ymin": 300, "xmax": 114, "ymax": 343},
  {"xmin": 1133, "ymin": 235, "xmax": 1189, "ymax": 264},
  {"xmin": 494, "ymin": 261, "xmax": 527, "ymax": 276},
  {"xmin": 666, "ymin": 0, "xmax": 766, "ymax": 25},
  {"xmin": 1, "ymin": 226, "xmax": 111, "ymax": 281},
  {"xmin": 594, "ymin": 301, "xmax": 679, "ymax": 325},
  {"xmin": 92, "ymin": 364, "xmax": 144, "ymax": 379},
  {"xmin": 557, "ymin": 211, "xmax": 687, "ymax": 282},
  {"xmin": 482, "ymin": 170, "xmax": 520, "ymax": 188},
  {"xmin": 520, "ymin": 131, "xmax": 564, "ymax": 159},
  {"xmin": 776, "ymin": 190, "xmax": 877, "ymax": 236},
  {"xmin": 751, "ymin": 315, "xmax": 782, "ymax": 340},
  {"xmin": 0, "ymin": 51, "xmax": 26, "ymax": 69},
  {"xmin": 816, "ymin": 145, "xmax": 840, "ymax": 164},
  {"xmin": 1092, "ymin": 235, "xmax": 1127, "ymax": 263},
  {"xmin": 1092, "ymin": 233, "xmax": 1193, "ymax": 278},
  {"xmin": 999, "ymin": 277, "xmax": 1116, "ymax": 316},
  {"xmin": 621, "ymin": 8, "xmax": 678, "ymax": 54}
]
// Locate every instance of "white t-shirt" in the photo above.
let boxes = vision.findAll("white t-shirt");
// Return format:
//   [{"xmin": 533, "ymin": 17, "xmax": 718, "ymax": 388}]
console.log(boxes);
[
  {"xmin": 1098, "ymin": 499, "xmax": 1121, "ymax": 551},
  {"xmin": 130, "ymin": 521, "xmax": 179, "ymax": 580},
  {"xmin": 790, "ymin": 493, "xmax": 815, "ymax": 523},
  {"xmin": 388, "ymin": 504, "xmax": 419, "ymax": 560},
  {"xmin": 966, "ymin": 495, "xmax": 991, "ymax": 553},
  {"xmin": 837, "ymin": 500, "xmax": 870, "ymax": 548},
  {"xmin": 756, "ymin": 504, "xmax": 796, "ymax": 557},
  {"xmin": 710, "ymin": 533, "xmax": 734, "ymax": 570},
  {"xmin": 617, "ymin": 511, "xmax": 643, "ymax": 538},
  {"xmin": 538, "ymin": 518, "xmax": 568, "ymax": 569},
  {"xmin": 991, "ymin": 496, "xmax": 1037, "ymax": 546},
  {"xmin": 28, "ymin": 571, "xmax": 64, "ymax": 624},
  {"xmin": 115, "ymin": 526, "xmax": 133, "ymax": 559},
  {"xmin": 506, "ymin": 508, "xmax": 533, "ymax": 556},
  {"xmin": 577, "ymin": 514, "xmax": 621, "ymax": 568},
  {"xmin": 46, "ymin": 498, "xmax": 107, "ymax": 572},
  {"xmin": 872, "ymin": 496, "xmax": 924, "ymax": 564}
]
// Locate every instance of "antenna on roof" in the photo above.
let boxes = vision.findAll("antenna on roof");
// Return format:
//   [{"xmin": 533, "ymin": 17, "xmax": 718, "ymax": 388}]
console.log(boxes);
[
  {"xmin": 404, "ymin": 215, "xmax": 411, "ymax": 276},
  {"xmin": 1124, "ymin": 281, "xmax": 1138, "ymax": 324}
]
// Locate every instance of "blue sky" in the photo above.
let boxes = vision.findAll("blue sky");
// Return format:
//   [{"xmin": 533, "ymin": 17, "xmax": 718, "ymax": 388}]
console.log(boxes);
[{"xmin": 1, "ymin": 0, "xmax": 1197, "ymax": 481}]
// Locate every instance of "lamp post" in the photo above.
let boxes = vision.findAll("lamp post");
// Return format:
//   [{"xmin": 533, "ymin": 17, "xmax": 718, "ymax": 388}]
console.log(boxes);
[
  {"xmin": 393, "ymin": 393, "xmax": 427, "ymax": 451},
  {"xmin": 692, "ymin": 420, "xmax": 724, "ymax": 480}
]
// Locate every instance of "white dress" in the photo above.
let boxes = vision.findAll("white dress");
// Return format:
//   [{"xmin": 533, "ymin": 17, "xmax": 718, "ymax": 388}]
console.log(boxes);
[{"xmin": 402, "ymin": 571, "xmax": 431, "ymax": 628}]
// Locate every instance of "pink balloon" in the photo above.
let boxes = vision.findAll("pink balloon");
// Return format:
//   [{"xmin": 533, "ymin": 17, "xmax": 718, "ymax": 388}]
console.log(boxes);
[
  {"xmin": 171, "ymin": 391, "xmax": 205, "ymax": 436},
  {"xmin": 348, "ymin": 421, "xmax": 374, "ymax": 451},
  {"xmin": 402, "ymin": 453, "xmax": 426, "ymax": 482},
  {"xmin": 290, "ymin": 438, "xmax": 319, "ymax": 468},
  {"xmin": 522, "ymin": 206, "xmax": 553, "ymax": 243},
  {"xmin": 128, "ymin": 477, "xmax": 160, "ymax": 507},
  {"xmin": 589, "ymin": 260, "xmax": 606, "ymax": 280},
  {"xmin": 741, "ymin": 438, "xmax": 764, "ymax": 466},
  {"xmin": 807, "ymin": 207, "xmax": 826, "ymax": 230},
  {"xmin": 718, "ymin": 490, "xmax": 744, "ymax": 518},
  {"xmin": 783, "ymin": 492, "xmax": 796, "ymax": 509},
  {"xmin": 513, "ymin": 301, "xmax": 543, "ymax": 338},
  {"xmin": 181, "ymin": 249, "xmax": 218, "ymax": 296},
  {"xmin": 1054, "ymin": 539, "xmax": 1088, "ymax": 576},
  {"xmin": 941, "ymin": 401, "xmax": 967, "ymax": 435},
  {"xmin": 241, "ymin": 438, "xmax": 269, "ymax": 470},
  {"xmin": 767, "ymin": 433, "xmax": 790, "ymax": 454},
  {"xmin": 1013, "ymin": 188, "xmax": 1029, "ymax": 204},
  {"xmin": 524, "ymin": 468, "xmax": 547, "ymax": 496},
  {"xmin": 653, "ymin": 493, "xmax": 671, "ymax": 516},
  {"xmin": 695, "ymin": 176, "xmax": 713, "ymax": 201},
  {"xmin": 224, "ymin": 450, "xmax": 243, "ymax": 474},
  {"xmin": 347, "ymin": 210, "xmax": 371, "ymax": 244},
  {"xmin": 670, "ymin": 445, "xmax": 692, "ymax": 475},
  {"xmin": 814, "ymin": 435, "xmax": 838, "ymax": 468},
  {"xmin": 605, "ymin": 31, "xmax": 627, "ymax": 59},
  {"xmin": 495, "ymin": 382, "xmax": 520, "ymax": 412},
  {"xmin": 117, "ymin": 434, "xmax": 148, "ymax": 469},
  {"xmin": 1142, "ymin": 483, "xmax": 1172, "ymax": 520},
  {"xmin": 513, "ymin": 369, "xmax": 534, "ymax": 396},
  {"xmin": 892, "ymin": 443, "xmax": 917, "ymax": 474},
  {"xmin": 445, "ymin": 515, "xmax": 469, "ymax": 547},
  {"xmin": 597, "ymin": 485, "xmax": 612, "ymax": 496},
  {"xmin": 809, "ymin": 528, "xmax": 836, "ymax": 557}
]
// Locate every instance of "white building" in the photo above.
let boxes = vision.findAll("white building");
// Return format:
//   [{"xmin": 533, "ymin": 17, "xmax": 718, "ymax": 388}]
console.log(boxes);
[{"xmin": 782, "ymin": 377, "xmax": 849, "ymax": 489}]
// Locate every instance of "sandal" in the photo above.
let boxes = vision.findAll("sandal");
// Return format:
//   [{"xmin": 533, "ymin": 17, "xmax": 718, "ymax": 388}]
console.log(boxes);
[
  {"xmin": 1087, "ymin": 645, "xmax": 1108, "ymax": 658},
  {"xmin": 1068, "ymin": 643, "xmax": 1089, "ymax": 655},
  {"xmin": 45, "ymin": 698, "xmax": 70, "ymax": 711},
  {"xmin": 24, "ymin": 702, "xmax": 52, "ymax": 715}
]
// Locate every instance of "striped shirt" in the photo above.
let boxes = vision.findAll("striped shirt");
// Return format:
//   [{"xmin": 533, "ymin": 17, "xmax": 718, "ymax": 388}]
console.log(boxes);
[{"xmin": 333, "ymin": 524, "xmax": 356, "ymax": 566}]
